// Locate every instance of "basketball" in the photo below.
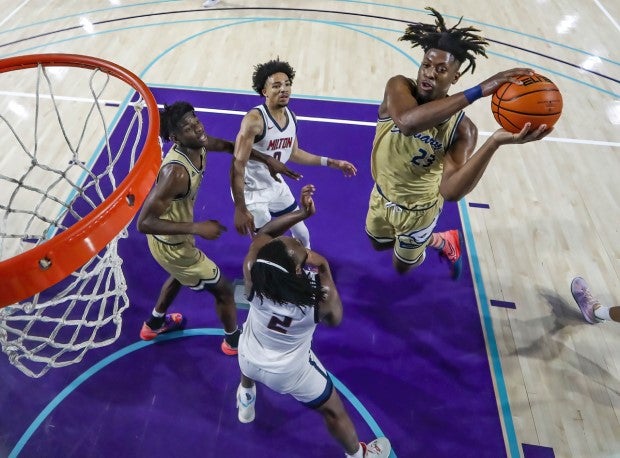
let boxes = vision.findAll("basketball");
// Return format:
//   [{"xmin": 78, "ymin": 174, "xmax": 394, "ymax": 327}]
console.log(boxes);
[{"xmin": 491, "ymin": 73, "xmax": 563, "ymax": 133}]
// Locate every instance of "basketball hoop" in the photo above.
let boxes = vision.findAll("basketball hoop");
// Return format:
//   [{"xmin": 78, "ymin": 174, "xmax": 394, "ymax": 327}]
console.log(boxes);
[{"xmin": 0, "ymin": 54, "xmax": 161, "ymax": 377}]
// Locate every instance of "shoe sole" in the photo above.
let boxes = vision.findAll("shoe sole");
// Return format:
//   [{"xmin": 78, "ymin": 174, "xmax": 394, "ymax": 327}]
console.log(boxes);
[
  {"xmin": 221, "ymin": 340, "xmax": 238, "ymax": 356},
  {"xmin": 139, "ymin": 315, "xmax": 186, "ymax": 341}
]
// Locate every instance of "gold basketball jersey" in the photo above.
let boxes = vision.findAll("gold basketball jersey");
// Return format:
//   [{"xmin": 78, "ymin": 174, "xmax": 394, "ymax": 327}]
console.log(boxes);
[
  {"xmin": 371, "ymin": 87, "xmax": 464, "ymax": 209},
  {"xmin": 149, "ymin": 145, "xmax": 205, "ymax": 245}
]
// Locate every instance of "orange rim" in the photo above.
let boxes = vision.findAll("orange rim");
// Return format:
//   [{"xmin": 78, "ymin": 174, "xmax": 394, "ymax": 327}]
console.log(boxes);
[{"xmin": 0, "ymin": 54, "xmax": 161, "ymax": 307}]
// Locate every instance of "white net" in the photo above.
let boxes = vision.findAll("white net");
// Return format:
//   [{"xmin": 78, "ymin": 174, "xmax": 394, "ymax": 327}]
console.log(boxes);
[{"xmin": 0, "ymin": 58, "xmax": 154, "ymax": 378}]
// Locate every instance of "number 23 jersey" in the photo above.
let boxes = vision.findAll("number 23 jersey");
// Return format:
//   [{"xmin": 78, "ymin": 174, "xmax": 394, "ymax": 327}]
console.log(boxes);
[{"xmin": 370, "ymin": 81, "xmax": 464, "ymax": 209}]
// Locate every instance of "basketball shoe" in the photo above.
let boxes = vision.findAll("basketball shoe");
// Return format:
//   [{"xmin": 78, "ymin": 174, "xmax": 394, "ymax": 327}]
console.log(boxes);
[
  {"xmin": 139, "ymin": 313, "xmax": 185, "ymax": 340},
  {"xmin": 358, "ymin": 437, "xmax": 391, "ymax": 457},
  {"xmin": 435, "ymin": 229, "xmax": 463, "ymax": 280},
  {"xmin": 221, "ymin": 328, "xmax": 241, "ymax": 356},
  {"xmin": 202, "ymin": 0, "xmax": 220, "ymax": 7},
  {"xmin": 571, "ymin": 277, "xmax": 603, "ymax": 324},
  {"xmin": 236, "ymin": 384, "xmax": 256, "ymax": 423}
]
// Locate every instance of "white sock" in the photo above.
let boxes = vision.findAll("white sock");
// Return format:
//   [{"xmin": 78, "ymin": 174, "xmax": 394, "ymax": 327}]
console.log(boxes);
[
  {"xmin": 595, "ymin": 306, "xmax": 611, "ymax": 321},
  {"xmin": 152, "ymin": 309, "xmax": 165, "ymax": 318},
  {"xmin": 238, "ymin": 384, "xmax": 256, "ymax": 401},
  {"xmin": 346, "ymin": 443, "xmax": 364, "ymax": 458}
]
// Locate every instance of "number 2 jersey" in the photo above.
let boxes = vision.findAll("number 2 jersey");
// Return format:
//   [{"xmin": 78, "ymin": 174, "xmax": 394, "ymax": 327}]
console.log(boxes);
[
  {"xmin": 244, "ymin": 103, "xmax": 297, "ymax": 192},
  {"xmin": 238, "ymin": 271, "xmax": 318, "ymax": 372},
  {"xmin": 370, "ymin": 79, "xmax": 464, "ymax": 210}
]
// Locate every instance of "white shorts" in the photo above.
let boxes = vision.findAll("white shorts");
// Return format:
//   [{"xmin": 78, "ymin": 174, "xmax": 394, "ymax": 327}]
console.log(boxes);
[
  {"xmin": 238, "ymin": 349, "xmax": 333, "ymax": 408},
  {"xmin": 242, "ymin": 181, "xmax": 297, "ymax": 229}
]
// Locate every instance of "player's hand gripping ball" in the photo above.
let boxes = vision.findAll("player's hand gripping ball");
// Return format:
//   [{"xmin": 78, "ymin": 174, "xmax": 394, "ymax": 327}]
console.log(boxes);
[{"xmin": 491, "ymin": 73, "xmax": 563, "ymax": 133}]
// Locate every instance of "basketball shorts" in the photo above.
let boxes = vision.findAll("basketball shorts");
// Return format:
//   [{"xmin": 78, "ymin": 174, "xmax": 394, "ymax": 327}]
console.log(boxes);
[
  {"xmin": 238, "ymin": 349, "xmax": 333, "ymax": 408},
  {"xmin": 147, "ymin": 235, "xmax": 220, "ymax": 290},
  {"xmin": 242, "ymin": 180, "xmax": 297, "ymax": 229},
  {"xmin": 365, "ymin": 185, "xmax": 442, "ymax": 264}
]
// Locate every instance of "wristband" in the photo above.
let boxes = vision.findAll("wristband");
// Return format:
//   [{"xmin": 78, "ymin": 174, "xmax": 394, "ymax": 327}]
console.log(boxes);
[
  {"xmin": 320, "ymin": 156, "xmax": 329, "ymax": 167},
  {"xmin": 463, "ymin": 85, "xmax": 483, "ymax": 104}
]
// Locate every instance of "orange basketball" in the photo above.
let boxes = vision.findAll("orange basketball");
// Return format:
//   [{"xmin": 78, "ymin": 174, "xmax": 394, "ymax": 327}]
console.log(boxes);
[{"xmin": 491, "ymin": 73, "xmax": 563, "ymax": 133}]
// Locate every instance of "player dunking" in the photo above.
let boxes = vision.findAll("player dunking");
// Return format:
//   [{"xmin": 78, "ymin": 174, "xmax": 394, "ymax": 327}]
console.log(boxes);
[
  {"xmin": 365, "ymin": 7, "xmax": 551, "ymax": 279},
  {"xmin": 234, "ymin": 184, "xmax": 391, "ymax": 458},
  {"xmin": 137, "ymin": 101, "xmax": 296, "ymax": 354},
  {"xmin": 231, "ymin": 58, "xmax": 357, "ymax": 248}
]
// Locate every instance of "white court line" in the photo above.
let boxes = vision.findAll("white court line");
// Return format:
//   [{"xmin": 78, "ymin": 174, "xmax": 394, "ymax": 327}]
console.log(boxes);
[
  {"xmin": 593, "ymin": 0, "xmax": 620, "ymax": 33},
  {"xmin": 194, "ymin": 107, "xmax": 620, "ymax": 148},
  {"xmin": 0, "ymin": 0, "xmax": 29, "ymax": 28},
  {"xmin": 2, "ymin": 91, "xmax": 618, "ymax": 148}
]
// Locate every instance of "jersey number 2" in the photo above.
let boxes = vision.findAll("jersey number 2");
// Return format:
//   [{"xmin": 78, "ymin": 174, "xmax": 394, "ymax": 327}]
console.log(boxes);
[{"xmin": 267, "ymin": 315, "xmax": 293, "ymax": 334}]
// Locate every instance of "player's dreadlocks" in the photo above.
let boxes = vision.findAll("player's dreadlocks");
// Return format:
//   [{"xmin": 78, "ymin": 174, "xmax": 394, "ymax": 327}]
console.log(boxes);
[
  {"xmin": 252, "ymin": 58, "xmax": 296, "ymax": 95},
  {"xmin": 399, "ymin": 7, "xmax": 489, "ymax": 74},
  {"xmin": 249, "ymin": 239, "xmax": 325, "ymax": 309},
  {"xmin": 159, "ymin": 101, "xmax": 194, "ymax": 141}
]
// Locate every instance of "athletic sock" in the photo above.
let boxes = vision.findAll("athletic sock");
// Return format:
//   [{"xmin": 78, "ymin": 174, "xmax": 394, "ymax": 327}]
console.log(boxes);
[
  {"xmin": 225, "ymin": 328, "xmax": 241, "ymax": 347},
  {"xmin": 594, "ymin": 306, "xmax": 611, "ymax": 321},
  {"xmin": 428, "ymin": 233, "xmax": 445, "ymax": 250},
  {"xmin": 146, "ymin": 310, "xmax": 166, "ymax": 329}
]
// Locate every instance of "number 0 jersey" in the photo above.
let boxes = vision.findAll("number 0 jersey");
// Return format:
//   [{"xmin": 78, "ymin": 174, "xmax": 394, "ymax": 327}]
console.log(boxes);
[
  {"xmin": 370, "ymin": 80, "xmax": 464, "ymax": 209},
  {"xmin": 244, "ymin": 104, "xmax": 298, "ymax": 192}
]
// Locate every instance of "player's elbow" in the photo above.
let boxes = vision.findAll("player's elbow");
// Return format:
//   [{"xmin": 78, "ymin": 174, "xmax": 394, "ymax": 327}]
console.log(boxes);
[
  {"xmin": 439, "ymin": 188, "xmax": 465, "ymax": 202},
  {"xmin": 136, "ymin": 214, "xmax": 153, "ymax": 234}
]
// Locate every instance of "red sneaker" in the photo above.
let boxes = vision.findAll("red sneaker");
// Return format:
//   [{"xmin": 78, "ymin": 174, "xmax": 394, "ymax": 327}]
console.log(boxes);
[
  {"xmin": 221, "ymin": 340, "xmax": 238, "ymax": 356},
  {"xmin": 139, "ymin": 313, "xmax": 185, "ymax": 341},
  {"xmin": 221, "ymin": 328, "xmax": 241, "ymax": 356},
  {"xmin": 436, "ymin": 229, "xmax": 463, "ymax": 280}
]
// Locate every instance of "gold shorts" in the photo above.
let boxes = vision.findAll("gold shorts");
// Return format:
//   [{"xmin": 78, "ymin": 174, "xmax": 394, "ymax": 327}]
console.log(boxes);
[
  {"xmin": 147, "ymin": 235, "xmax": 220, "ymax": 289},
  {"xmin": 365, "ymin": 185, "xmax": 442, "ymax": 264}
]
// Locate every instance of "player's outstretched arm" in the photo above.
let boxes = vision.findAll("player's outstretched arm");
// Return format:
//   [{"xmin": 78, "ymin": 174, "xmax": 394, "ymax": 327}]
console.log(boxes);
[
  {"xmin": 439, "ymin": 119, "xmax": 551, "ymax": 201},
  {"xmin": 289, "ymin": 138, "xmax": 357, "ymax": 176},
  {"xmin": 255, "ymin": 184, "xmax": 316, "ymax": 239}
]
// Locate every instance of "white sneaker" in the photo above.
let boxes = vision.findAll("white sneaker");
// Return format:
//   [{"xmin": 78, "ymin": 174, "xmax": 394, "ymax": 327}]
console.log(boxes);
[
  {"xmin": 362, "ymin": 437, "xmax": 391, "ymax": 458},
  {"xmin": 202, "ymin": 0, "xmax": 221, "ymax": 7},
  {"xmin": 236, "ymin": 384, "xmax": 256, "ymax": 423}
]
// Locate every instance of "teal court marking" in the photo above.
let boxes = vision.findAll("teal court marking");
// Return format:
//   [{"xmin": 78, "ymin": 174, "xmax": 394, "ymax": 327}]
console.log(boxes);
[
  {"xmin": 458, "ymin": 199, "xmax": 518, "ymax": 457},
  {"xmin": 9, "ymin": 328, "xmax": 396, "ymax": 458}
]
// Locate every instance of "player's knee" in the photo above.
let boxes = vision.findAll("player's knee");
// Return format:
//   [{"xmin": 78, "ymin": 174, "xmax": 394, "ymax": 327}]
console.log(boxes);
[
  {"xmin": 209, "ymin": 278, "xmax": 234, "ymax": 303},
  {"xmin": 392, "ymin": 251, "xmax": 425, "ymax": 274},
  {"xmin": 366, "ymin": 233, "xmax": 394, "ymax": 251}
]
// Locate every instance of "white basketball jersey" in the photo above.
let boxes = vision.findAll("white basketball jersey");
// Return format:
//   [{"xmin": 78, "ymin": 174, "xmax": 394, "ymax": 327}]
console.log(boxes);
[
  {"xmin": 239, "ymin": 282, "xmax": 317, "ymax": 372},
  {"xmin": 244, "ymin": 104, "xmax": 297, "ymax": 191}
]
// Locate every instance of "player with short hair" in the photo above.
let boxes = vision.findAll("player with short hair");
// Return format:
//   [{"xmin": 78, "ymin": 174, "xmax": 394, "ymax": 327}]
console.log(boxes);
[
  {"xmin": 137, "ymin": 101, "xmax": 297, "ymax": 354},
  {"xmin": 231, "ymin": 58, "xmax": 357, "ymax": 248},
  {"xmin": 234, "ymin": 184, "xmax": 391, "ymax": 458},
  {"xmin": 366, "ymin": 7, "xmax": 552, "ymax": 278}
]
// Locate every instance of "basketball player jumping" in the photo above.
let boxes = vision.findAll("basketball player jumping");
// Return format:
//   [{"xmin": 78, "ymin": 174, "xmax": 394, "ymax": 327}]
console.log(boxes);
[
  {"xmin": 235, "ymin": 183, "xmax": 391, "ymax": 458},
  {"xmin": 231, "ymin": 58, "xmax": 357, "ymax": 248},
  {"xmin": 136, "ymin": 101, "xmax": 297, "ymax": 354},
  {"xmin": 365, "ymin": 7, "xmax": 552, "ymax": 279}
]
